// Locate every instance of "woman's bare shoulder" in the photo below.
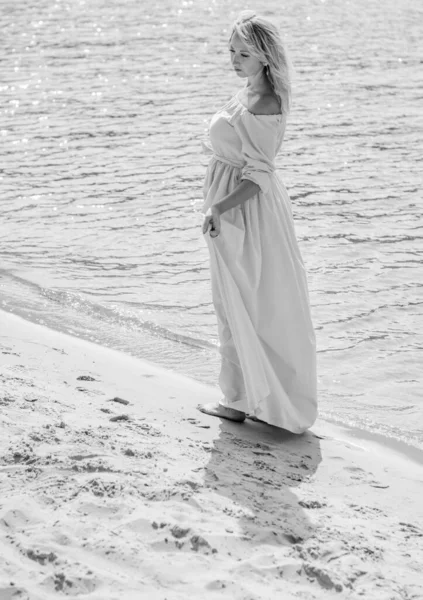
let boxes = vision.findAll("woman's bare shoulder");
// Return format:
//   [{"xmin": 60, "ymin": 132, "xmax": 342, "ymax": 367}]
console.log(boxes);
[{"xmin": 249, "ymin": 93, "xmax": 281, "ymax": 116}]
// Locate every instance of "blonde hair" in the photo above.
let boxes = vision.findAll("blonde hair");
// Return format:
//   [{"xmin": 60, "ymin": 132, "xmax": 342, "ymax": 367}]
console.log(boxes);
[{"xmin": 229, "ymin": 10, "xmax": 292, "ymax": 114}]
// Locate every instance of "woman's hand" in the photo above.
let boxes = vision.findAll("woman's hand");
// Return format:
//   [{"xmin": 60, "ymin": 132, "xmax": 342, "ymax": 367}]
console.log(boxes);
[{"xmin": 202, "ymin": 206, "xmax": 221, "ymax": 238}]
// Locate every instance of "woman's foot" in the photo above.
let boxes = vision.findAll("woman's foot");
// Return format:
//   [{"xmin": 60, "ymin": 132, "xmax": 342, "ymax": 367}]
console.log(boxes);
[
  {"xmin": 197, "ymin": 402, "xmax": 246, "ymax": 423},
  {"xmin": 246, "ymin": 414, "xmax": 268, "ymax": 424}
]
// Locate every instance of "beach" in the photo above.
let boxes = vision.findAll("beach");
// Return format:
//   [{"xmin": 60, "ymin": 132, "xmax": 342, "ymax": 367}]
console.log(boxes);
[
  {"xmin": 1, "ymin": 309, "xmax": 422, "ymax": 600},
  {"xmin": 1, "ymin": 0, "xmax": 423, "ymax": 597}
]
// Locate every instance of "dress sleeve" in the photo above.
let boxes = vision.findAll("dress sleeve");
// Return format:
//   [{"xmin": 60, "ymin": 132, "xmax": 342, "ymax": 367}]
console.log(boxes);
[{"xmin": 233, "ymin": 111, "xmax": 284, "ymax": 195}]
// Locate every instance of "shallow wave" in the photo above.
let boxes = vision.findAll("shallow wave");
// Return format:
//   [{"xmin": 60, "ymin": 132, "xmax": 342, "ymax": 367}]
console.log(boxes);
[{"xmin": 0, "ymin": 268, "xmax": 218, "ymax": 352}]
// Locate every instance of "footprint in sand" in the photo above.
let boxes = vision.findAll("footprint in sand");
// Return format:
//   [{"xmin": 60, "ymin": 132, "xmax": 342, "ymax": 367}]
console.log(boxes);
[
  {"xmin": 299, "ymin": 499, "xmax": 327, "ymax": 509},
  {"xmin": 302, "ymin": 563, "xmax": 343, "ymax": 592},
  {"xmin": 76, "ymin": 477, "xmax": 122, "ymax": 497},
  {"xmin": 122, "ymin": 448, "xmax": 136, "ymax": 457},
  {"xmin": 190, "ymin": 534, "xmax": 215, "ymax": 553},
  {"xmin": 109, "ymin": 414, "xmax": 130, "ymax": 422},
  {"xmin": 26, "ymin": 548, "xmax": 58, "ymax": 565},
  {"xmin": 233, "ymin": 438, "xmax": 270, "ymax": 450},
  {"xmin": 69, "ymin": 454, "xmax": 103, "ymax": 461},
  {"xmin": 399, "ymin": 522, "xmax": 423, "ymax": 538},
  {"xmin": 170, "ymin": 525, "xmax": 191, "ymax": 539},
  {"xmin": 252, "ymin": 450, "xmax": 276, "ymax": 458},
  {"xmin": 344, "ymin": 466, "xmax": 365, "ymax": 473},
  {"xmin": 184, "ymin": 418, "xmax": 211, "ymax": 429},
  {"xmin": 177, "ymin": 479, "xmax": 202, "ymax": 491},
  {"xmin": 0, "ymin": 395, "xmax": 15, "ymax": 406},
  {"xmin": 41, "ymin": 573, "xmax": 98, "ymax": 595},
  {"xmin": 253, "ymin": 460, "xmax": 276, "ymax": 472},
  {"xmin": 76, "ymin": 387, "xmax": 103, "ymax": 396},
  {"xmin": 71, "ymin": 459, "xmax": 115, "ymax": 474},
  {"xmin": 108, "ymin": 397, "xmax": 130, "ymax": 406}
]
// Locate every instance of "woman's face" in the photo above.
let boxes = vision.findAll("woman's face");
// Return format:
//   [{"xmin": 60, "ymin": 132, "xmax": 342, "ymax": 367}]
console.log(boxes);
[{"xmin": 229, "ymin": 32, "xmax": 263, "ymax": 79}]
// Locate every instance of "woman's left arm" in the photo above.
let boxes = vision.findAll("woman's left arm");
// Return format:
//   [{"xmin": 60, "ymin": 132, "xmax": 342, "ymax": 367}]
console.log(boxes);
[
  {"xmin": 202, "ymin": 180, "xmax": 259, "ymax": 236},
  {"xmin": 215, "ymin": 179, "xmax": 260, "ymax": 215}
]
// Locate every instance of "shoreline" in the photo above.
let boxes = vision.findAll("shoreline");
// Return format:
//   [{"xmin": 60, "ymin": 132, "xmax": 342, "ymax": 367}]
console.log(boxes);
[
  {"xmin": 1, "ymin": 303, "xmax": 422, "ymax": 462},
  {"xmin": 330, "ymin": 420, "xmax": 423, "ymax": 468},
  {"xmin": 1, "ymin": 309, "xmax": 422, "ymax": 599}
]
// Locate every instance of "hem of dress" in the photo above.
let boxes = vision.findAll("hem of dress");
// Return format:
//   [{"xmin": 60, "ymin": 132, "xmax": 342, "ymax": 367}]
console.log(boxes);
[{"xmin": 220, "ymin": 395, "xmax": 318, "ymax": 434}]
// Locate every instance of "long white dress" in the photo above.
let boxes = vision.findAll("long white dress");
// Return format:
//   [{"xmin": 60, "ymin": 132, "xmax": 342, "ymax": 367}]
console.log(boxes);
[{"xmin": 202, "ymin": 91, "xmax": 317, "ymax": 433}]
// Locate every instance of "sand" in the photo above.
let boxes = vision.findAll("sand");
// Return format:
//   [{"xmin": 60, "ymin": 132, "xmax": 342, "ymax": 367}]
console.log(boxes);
[{"xmin": 1, "ymin": 310, "xmax": 422, "ymax": 600}]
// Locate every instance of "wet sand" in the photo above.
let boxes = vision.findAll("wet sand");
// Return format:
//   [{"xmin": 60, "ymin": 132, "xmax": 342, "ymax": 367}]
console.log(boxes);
[{"xmin": 1, "ymin": 310, "xmax": 422, "ymax": 599}]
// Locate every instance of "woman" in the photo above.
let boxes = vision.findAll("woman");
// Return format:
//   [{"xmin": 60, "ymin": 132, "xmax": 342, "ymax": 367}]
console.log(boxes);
[{"xmin": 198, "ymin": 11, "xmax": 317, "ymax": 433}]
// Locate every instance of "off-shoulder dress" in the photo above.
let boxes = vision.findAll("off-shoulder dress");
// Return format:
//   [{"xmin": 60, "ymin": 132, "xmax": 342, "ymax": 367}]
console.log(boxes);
[{"xmin": 202, "ymin": 91, "xmax": 317, "ymax": 433}]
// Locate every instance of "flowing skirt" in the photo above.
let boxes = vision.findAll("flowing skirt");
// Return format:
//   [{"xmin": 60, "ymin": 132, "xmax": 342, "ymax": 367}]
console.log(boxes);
[{"xmin": 203, "ymin": 157, "xmax": 317, "ymax": 433}]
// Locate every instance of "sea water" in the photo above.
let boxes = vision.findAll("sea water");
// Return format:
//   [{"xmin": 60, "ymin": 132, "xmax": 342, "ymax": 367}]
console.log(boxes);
[{"xmin": 1, "ymin": 0, "xmax": 422, "ymax": 449}]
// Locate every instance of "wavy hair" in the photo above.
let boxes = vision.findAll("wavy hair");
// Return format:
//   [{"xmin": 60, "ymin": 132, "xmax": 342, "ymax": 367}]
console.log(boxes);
[{"xmin": 229, "ymin": 10, "xmax": 292, "ymax": 114}]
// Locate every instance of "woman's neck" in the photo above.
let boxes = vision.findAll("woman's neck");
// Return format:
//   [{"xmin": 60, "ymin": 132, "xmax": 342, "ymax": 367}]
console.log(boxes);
[{"xmin": 245, "ymin": 70, "xmax": 271, "ymax": 95}]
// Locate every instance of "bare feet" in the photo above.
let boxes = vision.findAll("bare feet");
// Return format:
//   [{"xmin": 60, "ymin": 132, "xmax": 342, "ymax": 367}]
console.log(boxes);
[
  {"xmin": 246, "ymin": 414, "xmax": 268, "ymax": 424},
  {"xmin": 197, "ymin": 402, "xmax": 246, "ymax": 423}
]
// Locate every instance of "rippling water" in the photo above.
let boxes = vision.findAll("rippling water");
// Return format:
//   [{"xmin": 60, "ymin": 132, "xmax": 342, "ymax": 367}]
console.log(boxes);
[{"xmin": 1, "ymin": 0, "xmax": 422, "ymax": 449}]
